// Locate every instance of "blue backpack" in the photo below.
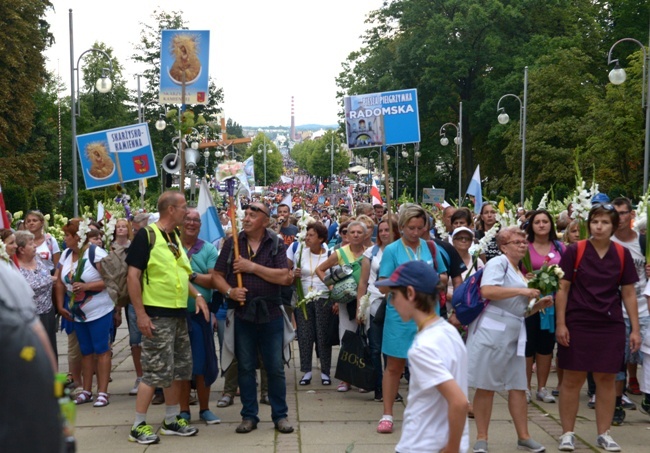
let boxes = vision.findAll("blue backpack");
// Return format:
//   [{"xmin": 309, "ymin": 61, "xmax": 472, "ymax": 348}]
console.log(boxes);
[{"xmin": 450, "ymin": 267, "xmax": 489, "ymax": 326}]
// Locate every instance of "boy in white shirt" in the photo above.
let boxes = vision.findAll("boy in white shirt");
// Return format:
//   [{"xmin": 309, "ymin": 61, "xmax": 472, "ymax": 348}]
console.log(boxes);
[{"xmin": 375, "ymin": 260, "xmax": 469, "ymax": 453}]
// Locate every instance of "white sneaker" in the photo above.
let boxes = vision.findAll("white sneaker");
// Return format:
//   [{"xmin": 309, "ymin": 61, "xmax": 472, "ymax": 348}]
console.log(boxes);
[
  {"xmin": 129, "ymin": 377, "xmax": 142, "ymax": 395},
  {"xmin": 536, "ymin": 387, "xmax": 556, "ymax": 403},
  {"xmin": 558, "ymin": 432, "xmax": 575, "ymax": 451},
  {"xmin": 596, "ymin": 431, "xmax": 621, "ymax": 452}
]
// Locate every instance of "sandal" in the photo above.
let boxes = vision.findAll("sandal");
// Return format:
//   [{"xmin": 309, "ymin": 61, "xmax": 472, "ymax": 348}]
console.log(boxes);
[
  {"xmin": 337, "ymin": 382, "xmax": 350, "ymax": 392},
  {"xmin": 93, "ymin": 392, "xmax": 110, "ymax": 407},
  {"xmin": 74, "ymin": 390, "xmax": 94, "ymax": 405},
  {"xmin": 217, "ymin": 394, "xmax": 233, "ymax": 407},
  {"xmin": 322, "ymin": 376, "xmax": 331, "ymax": 386},
  {"xmin": 299, "ymin": 375, "xmax": 312, "ymax": 385},
  {"xmin": 377, "ymin": 418, "xmax": 393, "ymax": 434}
]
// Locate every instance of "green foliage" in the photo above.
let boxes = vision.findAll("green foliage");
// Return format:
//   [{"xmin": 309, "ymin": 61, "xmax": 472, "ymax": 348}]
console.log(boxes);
[
  {"xmin": 2, "ymin": 183, "xmax": 30, "ymax": 214},
  {"xmin": 244, "ymin": 133, "xmax": 283, "ymax": 186}
]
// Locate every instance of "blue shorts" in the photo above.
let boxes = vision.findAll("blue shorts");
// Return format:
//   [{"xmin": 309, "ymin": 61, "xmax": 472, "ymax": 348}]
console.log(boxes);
[
  {"xmin": 74, "ymin": 311, "xmax": 113, "ymax": 356},
  {"xmin": 615, "ymin": 316, "xmax": 649, "ymax": 381},
  {"xmin": 126, "ymin": 304, "xmax": 142, "ymax": 346}
]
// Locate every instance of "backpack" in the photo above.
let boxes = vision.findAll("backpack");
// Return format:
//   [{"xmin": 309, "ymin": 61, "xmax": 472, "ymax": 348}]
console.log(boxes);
[
  {"xmin": 99, "ymin": 243, "xmax": 130, "ymax": 307},
  {"xmin": 450, "ymin": 267, "xmax": 489, "ymax": 326}
]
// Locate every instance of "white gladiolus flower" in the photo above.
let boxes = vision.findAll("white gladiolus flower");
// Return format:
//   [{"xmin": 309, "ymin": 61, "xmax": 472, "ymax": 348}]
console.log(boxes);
[{"xmin": 537, "ymin": 193, "xmax": 548, "ymax": 210}]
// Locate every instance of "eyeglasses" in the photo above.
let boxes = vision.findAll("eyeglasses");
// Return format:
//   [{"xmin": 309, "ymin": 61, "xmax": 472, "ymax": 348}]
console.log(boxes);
[
  {"xmin": 506, "ymin": 240, "xmax": 528, "ymax": 246},
  {"xmin": 242, "ymin": 205, "xmax": 270, "ymax": 217},
  {"xmin": 184, "ymin": 218, "xmax": 201, "ymax": 223},
  {"xmin": 453, "ymin": 236, "xmax": 473, "ymax": 242},
  {"xmin": 615, "ymin": 210, "xmax": 630, "ymax": 215}
]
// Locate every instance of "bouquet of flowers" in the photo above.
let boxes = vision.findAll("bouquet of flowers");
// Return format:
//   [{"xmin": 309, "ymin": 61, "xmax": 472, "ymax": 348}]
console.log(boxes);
[
  {"xmin": 357, "ymin": 293, "xmax": 371, "ymax": 323},
  {"xmin": 0, "ymin": 236, "xmax": 10, "ymax": 263},
  {"xmin": 102, "ymin": 217, "xmax": 117, "ymax": 249},
  {"xmin": 526, "ymin": 263, "xmax": 564, "ymax": 314},
  {"xmin": 293, "ymin": 213, "xmax": 316, "ymax": 317},
  {"xmin": 295, "ymin": 288, "xmax": 327, "ymax": 319},
  {"xmin": 77, "ymin": 218, "xmax": 92, "ymax": 249},
  {"xmin": 434, "ymin": 213, "xmax": 448, "ymax": 240}
]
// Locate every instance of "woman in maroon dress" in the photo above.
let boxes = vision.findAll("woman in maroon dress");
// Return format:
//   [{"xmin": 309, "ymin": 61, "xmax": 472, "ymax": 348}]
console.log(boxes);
[{"xmin": 555, "ymin": 204, "xmax": 641, "ymax": 451}]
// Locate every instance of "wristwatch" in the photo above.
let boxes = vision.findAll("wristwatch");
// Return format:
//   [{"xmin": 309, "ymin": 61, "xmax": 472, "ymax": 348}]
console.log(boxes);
[
  {"xmin": 189, "ymin": 272, "xmax": 198, "ymax": 282},
  {"xmin": 225, "ymin": 288, "xmax": 232, "ymax": 299}
]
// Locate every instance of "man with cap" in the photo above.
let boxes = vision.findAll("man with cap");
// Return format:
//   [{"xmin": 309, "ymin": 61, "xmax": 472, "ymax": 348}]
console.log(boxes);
[{"xmin": 375, "ymin": 261, "xmax": 469, "ymax": 453}]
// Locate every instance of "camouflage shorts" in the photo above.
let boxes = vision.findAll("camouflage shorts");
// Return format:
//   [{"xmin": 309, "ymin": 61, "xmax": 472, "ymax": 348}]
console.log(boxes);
[{"xmin": 141, "ymin": 316, "xmax": 192, "ymax": 388}]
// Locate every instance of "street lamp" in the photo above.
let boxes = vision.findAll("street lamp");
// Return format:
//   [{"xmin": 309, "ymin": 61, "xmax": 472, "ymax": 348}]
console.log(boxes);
[
  {"xmin": 368, "ymin": 149, "xmax": 381, "ymax": 196},
  {"xmin": 608, "ymin": 33, "xmax": 650, "ymax": 192},
  {"xmin": 440, "ymin": 102, "xmax": 463, "ymax": 203},
  {"xmin": 324, "ymin": 134, "xmax": 340, "ymax": 182},
  {"xmin": 386, "ymin": 146, "xmax": 408, "ymax": 199},
  {"xmin": 258, "ymin": 137, "xmax": 273, "ymax": 186},
  {"xmin": 496, "ymin": 66, "xmax": 528, "ymax": 206},
  {"xmin": 414, "ymin": 144, "xmax": 422, "ymax": 203},
  {"xmin": 69, "ymin": 8, "xmax": 113, "ymax": 217}
]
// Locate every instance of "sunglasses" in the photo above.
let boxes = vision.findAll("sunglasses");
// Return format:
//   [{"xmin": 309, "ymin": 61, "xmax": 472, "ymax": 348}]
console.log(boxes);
[
  {"xmin": 242, "ymin": 205, "xmax": 270, "ymax": 217},
  {"xmin": 453, "ymin": 236, "xmax": 473, "ymax": 242},
  {"xmin": 592, "ymin": 203, "xmax": 615, "ymax": 212},
  {"xmin": 167, "ymin": 241, "xmax": 181, "ymax": 260},
  {"xmin": 340, "ymin": 229, "xmax": 348, "ymax": 235}
]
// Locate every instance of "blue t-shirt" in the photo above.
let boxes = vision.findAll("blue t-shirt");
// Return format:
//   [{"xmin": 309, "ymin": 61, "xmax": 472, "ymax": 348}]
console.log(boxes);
[{"xmin": 379, "ymin": 238, "xmax": 447, "ymax": 280}]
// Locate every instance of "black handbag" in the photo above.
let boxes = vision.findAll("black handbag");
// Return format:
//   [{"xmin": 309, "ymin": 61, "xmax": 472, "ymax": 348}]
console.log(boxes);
[
  {"xmin": 335, "ymin": 329, "xmax": 377, "ymax": 390},
  {"xmin": 372, "ymin": 297, "xmax": 387, "ymax": 326}
]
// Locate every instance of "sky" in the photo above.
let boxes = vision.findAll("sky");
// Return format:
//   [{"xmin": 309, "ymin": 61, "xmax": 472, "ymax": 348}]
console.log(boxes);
[{"xmin": 44, "ymin": 0, "xmax": 386, "ymax": 127}]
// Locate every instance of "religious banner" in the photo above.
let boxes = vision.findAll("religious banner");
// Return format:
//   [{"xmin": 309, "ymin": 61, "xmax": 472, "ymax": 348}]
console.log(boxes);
[
  {"xmin": 344, "ymin": 88, "xmax": 420, "ymax": 149},
  {"xmin": 159, "ymin": 30, "xmax": 210, "ymax": 104},
  {"xmin": 76, "ymin": 123, "xmax": 157, "ymax": 190}
]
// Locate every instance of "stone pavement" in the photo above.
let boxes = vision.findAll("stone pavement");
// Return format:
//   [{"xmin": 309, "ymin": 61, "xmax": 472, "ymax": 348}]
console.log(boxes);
[{"xmin": 56, "ymin": 324, "xmax": 650, "ymax": 452}]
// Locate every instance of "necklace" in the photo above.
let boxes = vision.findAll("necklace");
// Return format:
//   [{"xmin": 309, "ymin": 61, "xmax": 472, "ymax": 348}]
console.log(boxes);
[
  {"xmin": 401, "ymin": 238, "xmax": 421, "ymax": 261},
  {"xmin": 417, "ymin": 313, "xmax": 438, "ymax": 332},
  {"xmin": 306, "ymin": 247, "xmax": 324, "ymax": 292}
]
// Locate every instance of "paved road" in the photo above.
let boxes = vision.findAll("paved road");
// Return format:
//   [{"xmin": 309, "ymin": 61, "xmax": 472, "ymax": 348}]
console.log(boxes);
[{"xmin": 55, "ymin": 323, "xmax": 650, "ymax": 452}]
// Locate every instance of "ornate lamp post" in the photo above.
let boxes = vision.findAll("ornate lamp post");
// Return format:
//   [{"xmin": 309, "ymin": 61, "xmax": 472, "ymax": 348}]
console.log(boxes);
[
  {"xmin": 69, "ymin": 8, "xmax": 113, "ymax": 217},
  {"xmin": 258, "ymin": 137, "xmax": 273, "ymax": 186},
  {"xmin": 496, "ymin": 67, "xmax": 528, "ymax": 206},
  {"xmin": 440, "ymin": 102, "xmax": 463, "ymax": 203},
  {"xmin": 608, "ymin": 34, "xmax": 650, "ymax": 192}
]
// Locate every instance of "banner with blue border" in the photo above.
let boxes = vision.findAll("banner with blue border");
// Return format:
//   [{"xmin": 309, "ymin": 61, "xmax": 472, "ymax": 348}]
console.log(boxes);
[
  {"xmin": 344, "ymin": 88, "xmax": 420, "ymax": 149},
  {"xmin": 76, "ymin": 123, "xmax": 158, "ymax": 190},
  {"xmin": 159, "ymin": 30, "xmax": 210, "ymax": 104}
]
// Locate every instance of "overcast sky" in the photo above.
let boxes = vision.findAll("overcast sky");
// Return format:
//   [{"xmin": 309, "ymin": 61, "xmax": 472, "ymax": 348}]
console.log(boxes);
[{"xmin": 45, "ymin": 0, "xmax": 385, "ymax": 127}]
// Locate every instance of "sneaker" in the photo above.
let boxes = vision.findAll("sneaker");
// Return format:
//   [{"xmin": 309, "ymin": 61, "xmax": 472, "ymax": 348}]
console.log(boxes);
[
  {"xmin": 588, "ymin": 394, "xmax": 596, "ymax": 409},
  {"xmin": 621, "ymin": 393, "xmax": 636, "ymax": 410},
  {"xmin": 536, "ymin": 387, "xmax": 556, "ymax": 403},
  {"xmin": 373, "ymin": 390, "xmax": 383, "ymax": 402},
  {"xmin": 199, "ymin": 409, "xmax": 221, "ymax": 425},
  {"xmin": 596, "ymin": 431, "xmax": 621, "ymax": 452},
  {"xmin": 611, "ymin": 406, "xmax": 625, "ymax": 426},
  {"xmin": 558, "ymin": 432, "xmax": 575, "ymax": 451},
  {"xmin": 160, "ymin": 416, "xmax": 199, "ymax": 437},
  {"xmin": 525, "ymin": 389, "xmax": 531, "ymax": 404},
  {"xmin": 128, "ymin": 422, "xmax": 160, "ymax": 445},
  {"xmin": 516, "ymin": 437, "xmax": 545, "ymax": 452},
  {"xmin": 152, "ymin": 392, "xmax": 165, "ymax": 405},
  {"xmin": 627, "ymin": 377, "xmax": 642, "ymax": 395},
  {"xmin": 640, "ymin": 398, "xmax": 650, "ymax": 416},
  {"xmin": 129, "ymin": 377, "xmax": 142, "ymax": 396},
  {"xmin": 472, "ymin": 439, "xmax": 488, "ymax": 453}
]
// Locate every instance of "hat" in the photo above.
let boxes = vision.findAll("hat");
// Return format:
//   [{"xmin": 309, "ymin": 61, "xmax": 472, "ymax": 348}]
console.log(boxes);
[
  {"xmin": 375, "ymin": 261, "xmax": 440, "ymax": 294},
  {"xmin": 452, "ymin": 226, "xmax": 475, "ymax": 239},
  {"xmin": 591, "ymin": 193, "xmax": 610, "ymax": 204},
  {"xmin": 133, "ymin": 212, "xmax": 150, "ymax": 224}
]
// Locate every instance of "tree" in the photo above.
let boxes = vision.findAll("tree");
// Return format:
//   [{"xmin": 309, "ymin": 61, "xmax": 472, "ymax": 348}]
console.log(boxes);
[
  {"xmin": 244, "ymin": 133, "xmax": 283, "ymax": 186},
  {"xmin": 0, "ymin": 1, "xmax": 53, "ymax": 183}
]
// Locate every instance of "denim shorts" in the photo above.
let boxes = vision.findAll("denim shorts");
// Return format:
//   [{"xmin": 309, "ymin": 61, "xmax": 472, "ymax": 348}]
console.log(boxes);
[
  {"xmin": 615, "ymin": 315, "xmax": 649, "ymax": 380},
  {"xmin": 126, "ymin": 304, "xmax": 142, "ymax": 346}
]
